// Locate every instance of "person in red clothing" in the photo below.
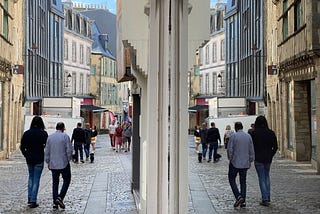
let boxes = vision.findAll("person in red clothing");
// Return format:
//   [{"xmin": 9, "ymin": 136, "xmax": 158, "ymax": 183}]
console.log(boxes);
[{"xmin": 115, "ymin": 123, "xmax": 123, "ymax": 152}]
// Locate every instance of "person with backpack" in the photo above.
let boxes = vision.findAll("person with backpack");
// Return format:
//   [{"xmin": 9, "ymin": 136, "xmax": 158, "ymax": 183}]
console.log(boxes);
[
  {"xmin": 206, "ymin": 122, "xmax": 221, "ymax": 162},
  {"xmin": 71, "ymin": 122, "xmax": 86, "ymax": 163}
]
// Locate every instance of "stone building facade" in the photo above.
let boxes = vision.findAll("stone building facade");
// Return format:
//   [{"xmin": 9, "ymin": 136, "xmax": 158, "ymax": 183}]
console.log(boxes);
[
  {"xmin": 0, "ymin": 0, "xmax": 24, "ymax": 159},
  {"xmin": 266, "ymin": 0, "xmax": 320, "ymax": 172}
]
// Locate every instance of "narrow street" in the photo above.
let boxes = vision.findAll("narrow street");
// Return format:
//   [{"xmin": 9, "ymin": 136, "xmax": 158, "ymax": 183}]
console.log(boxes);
[
  {"xmin": 0, "ymin": 135, "xmax": 320, "ymax": 213},
  {"xmin": 0, "ymin": 135, "xmax": 137, "ymax": 214},
  {"xmin": 188, "ymin": 135, "xmax": 320, "ymax": 214}
]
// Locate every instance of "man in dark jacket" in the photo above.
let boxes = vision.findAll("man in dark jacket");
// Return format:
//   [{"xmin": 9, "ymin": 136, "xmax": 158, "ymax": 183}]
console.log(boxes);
[
  {"xmin": 250, "ymin": 115, "xmax": 278, "ymax": 206},
  {"xmin": 206, "ymin": 122, "xmax": 221, "ymax": 162},
  {"xmin": 71, "ymin": 122, "xmax": 86, "ymax": 163},
  {"xmin": 199, "ymin": 123, "xmax": 208, "ymax": 160}
]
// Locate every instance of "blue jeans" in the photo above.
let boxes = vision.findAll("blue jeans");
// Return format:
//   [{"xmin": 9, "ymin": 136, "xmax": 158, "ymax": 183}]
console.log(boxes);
[
  {"xmin": 202, "ymin": 144, "xmax": 208, "ymax": 158},
  {"xmin": 228, "ymin": 163, "xmax": 248, "ymax": 200},
  {"xmin": 255, "ymin": 162, "xmax": 271, "ymax": 201},
  {"xmin": 74, "ymin": 143, "xmax": 83, "ymax": 161},
  {"xmin": 83, "ymin": 143, "xmax": 90, "ymax": 158},
  {"xmin": 51, "ymin": 163, "xmax": 71, "ymax": 203},
  {"xmin": 27, "ymin": 163, "xmax": 44, "ymax": 202},
  {"xmin": 208, "ymin": 142, "xmax": 218, "ymax": 161}
]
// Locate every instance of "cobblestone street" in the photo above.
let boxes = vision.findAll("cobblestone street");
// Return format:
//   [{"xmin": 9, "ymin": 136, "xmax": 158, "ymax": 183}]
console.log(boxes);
[
  {"xmin": 0, "ymin": 135, "xmax": 320, "ymax": 213},
  {"xmin": 0, "ymin": 135, "xmax": 137, "ymax": 214},
  {"xmin": 188, "ymin": 136, "xmax": 320, "ymax": 214}
]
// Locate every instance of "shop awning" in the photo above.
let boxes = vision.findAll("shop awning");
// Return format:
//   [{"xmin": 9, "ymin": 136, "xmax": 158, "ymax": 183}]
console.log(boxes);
[
  {"xmin": 81, "ymin": 105, "xmax": 108, "ymax": 113},
  {"xmin": 188, "ymin": 105, "xmax": 208, "ymax": 112}
]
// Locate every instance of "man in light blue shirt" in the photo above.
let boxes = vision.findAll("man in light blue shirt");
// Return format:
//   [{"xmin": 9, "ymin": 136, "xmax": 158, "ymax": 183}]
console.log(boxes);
[
  {"xmin": 227, "ymin": 122, "xmax": 254, "ymax": 208},
  {"xmin": 45, "ymin": 122, "xmax": 72, "ymax": 210}
]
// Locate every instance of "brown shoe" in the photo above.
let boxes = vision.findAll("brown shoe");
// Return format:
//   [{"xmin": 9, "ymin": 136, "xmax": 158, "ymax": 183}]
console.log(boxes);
[{"xmin": 55, "ymin": 197, "xmax": 65, "ymax": 209}]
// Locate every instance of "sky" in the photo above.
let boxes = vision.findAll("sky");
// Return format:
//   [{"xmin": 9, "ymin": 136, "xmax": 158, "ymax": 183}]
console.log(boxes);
[{"xmin": 72, "ymin": 0, "xmax": 224, "ymax": 14}]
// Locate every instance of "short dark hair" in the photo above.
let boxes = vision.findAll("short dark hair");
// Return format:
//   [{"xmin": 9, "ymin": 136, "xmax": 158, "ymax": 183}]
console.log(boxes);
[
  {"xmin": 234, "ymin": 122, "xmax": 243, "ymax": 131},
  {"xmin": 77, "ymin": 122, "xmax": 82, "ymax": 127},
  {"xmin": 211, "ymin": 122, "xmax": 215, "ymax": 127},
  {"xmin": 56, "ymin": 122, "xmax": 65, "ymax": 131}
]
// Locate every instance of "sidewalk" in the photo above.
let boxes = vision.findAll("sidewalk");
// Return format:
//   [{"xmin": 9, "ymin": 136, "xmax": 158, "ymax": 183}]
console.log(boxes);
[
  {"xmin": 188, "ymin": 135, "xmax": 320, "ymax": 214},
  {"xmin": 0, "ymin": 134, "xmax": 137, "ymax": 214}
]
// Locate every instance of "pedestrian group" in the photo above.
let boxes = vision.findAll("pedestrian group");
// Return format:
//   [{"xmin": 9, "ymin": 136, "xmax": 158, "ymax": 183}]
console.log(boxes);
[
  {"xmin": 196, "ymin": 115, "xmax": 278, "ymax": 208},
  {"xmin": 20, "ymin": 117, "xmax": 100, "ymax": 210}
]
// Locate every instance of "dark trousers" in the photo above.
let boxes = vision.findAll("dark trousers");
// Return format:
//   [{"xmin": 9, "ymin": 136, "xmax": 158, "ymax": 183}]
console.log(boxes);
[
  {"xmin": 74, "ymin": 143, "xmax": 83, "ymax": 161},
  {"xmin": 202, "ymin": 144, "xmax": 208, "ymax": 158},
  {"xmin": 208, "ymin": 142, "xmax": 218, "ymax": 161},
  {"xmin": 83, "ymin": 143, "xmax": 90, "ymax": 158},
  {"xmin": 228, "ymin": 163, "xmax": 248, "ymax": 200},
  {"xmin": 51, "ymin": 164, "xmax": 71, "ymax": 203}
]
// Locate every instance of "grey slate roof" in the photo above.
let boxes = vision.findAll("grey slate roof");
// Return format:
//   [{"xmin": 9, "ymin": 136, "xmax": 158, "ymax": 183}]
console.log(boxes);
[
  {"xmin": 90, "ymin": 21, "xmax": 115, "ymax": 59},
  {"xmin": 80, "ymin": 9, "xmax": 116, "ymax": 58}
]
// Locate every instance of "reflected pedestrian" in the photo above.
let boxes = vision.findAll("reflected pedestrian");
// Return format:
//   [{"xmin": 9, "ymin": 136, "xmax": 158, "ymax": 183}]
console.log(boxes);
[
  {"xmin": 20, "ymin": 116, "xmax": 48, "ymax": 208},
  {"xmin": 71, "ymin": 122, "xmax": 86, "ymax": 163},
  {"xmin": 91, "ymin": 125, "xmax": 98, "ymax": 151},
  {"xmin": 108, "ymin": 120, "xmax": 116, "ymax": 150},
  {"xmin": 45, "ymin": 122, "xmax": 73, "ymax": 210},
  {"xmin": 251, "ymin": 115, "xmax": 278, "ymax": 206},
  {"xmin": 199, "ymin": 123, "xmax": 208, "ymax": 161},
  {"xmin": 224, "ymin": 125, "xmax": 233, "ymax": 149},
  {"xmin": 194, "ymin": 125, "xmax": 200, "ymax": 153},
  {"xmin": 206, "ymin": 122, "xmax": 221, "ymax": 162},
  {"xmin": 227, "ymin": 122, "xmax": 255, "ymax": 208},
  {"xmin": 123, "ymin": 121, "xmax": 132, "ymax": 152},
  {"xmin": 115, "ymin": 123, "xmax": 123, "ymax": 152}
]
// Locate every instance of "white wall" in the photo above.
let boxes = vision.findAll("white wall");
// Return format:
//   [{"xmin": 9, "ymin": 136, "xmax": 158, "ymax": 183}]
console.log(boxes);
[{"xmin": 207, "ymin": 115, "xmax": 257, "ymax": 145}]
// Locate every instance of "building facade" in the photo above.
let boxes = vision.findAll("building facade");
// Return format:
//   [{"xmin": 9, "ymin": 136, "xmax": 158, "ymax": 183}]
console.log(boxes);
[
  {"xmin": 0, "ymin": 0, "xmax": 24, "ymax": 159},
  {"xmin": 188, "ymin": 2, "xmax": 226, "ymax": 130},
  {"xmin": 117, "ymin": 0, "xmax": 209, "ymax": 213},
  {"xmin": 24, "ymin": 0, "xmax": 64, "ymax": 115},
  {"xmin": 266, "ymin": 0, "xmax": 320, "ymax": 172},
  {"xmin": 80, "ymin": 8, "xmax": 122, "ymax": 129},
  {"xmin": 63, "ymin": 2, "xmax": 94, "ymax": 124},
  {"xmin": 225, "ymin": 0, "xmax": 265, "ymax": 115},
  {"xmin": 199, "ymin": 3, "xmax": 226, "ymax": 97}
]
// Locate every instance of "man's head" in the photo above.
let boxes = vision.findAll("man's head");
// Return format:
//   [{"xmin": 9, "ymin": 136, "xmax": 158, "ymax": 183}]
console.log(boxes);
[
  {"xmin": 201, "ymin": 123, "xmax": 207, "ymax": 128},
  {"xmin": 234, "ymin": 122, "xmax": 243, "ymax": 132},
  {"xmin": 85, "ymin": 123, "xmax": 90, "ymax": 129},
  {"xmin": 210, "ymin": 122, "xmax": 215, "ymax": 128},
  {"xmin": 77, "ymin": 122, "xmax": 82, "ymax": 128},
  {"xmin": 56, "ymin": 122, "xmax": 65, "ymax": 132}
]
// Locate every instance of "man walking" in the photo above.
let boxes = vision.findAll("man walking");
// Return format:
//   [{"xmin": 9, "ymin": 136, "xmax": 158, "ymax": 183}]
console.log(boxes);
[
  {"xmin": 227, "ymin": 122, "xmax": 254, "ymax": 208},
  {"xmin": 71, "ymin": 122, "xmax": 86, "ymax": 163},
  {"xmin": 45, "ymin": 122, "xmax": 73, "ymax": 210},
  {"xmin": 199, "ymin": 122, "xmax": 208, "ymax": 161},
  {"xmin": 206, "ymin": 122, "xmax": 221, "ymax": 162}
]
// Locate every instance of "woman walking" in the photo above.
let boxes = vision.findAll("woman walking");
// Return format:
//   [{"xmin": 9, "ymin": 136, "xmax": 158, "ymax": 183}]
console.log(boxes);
[
  {"xmin": 20, "ymin": 116, "xmax": 48, "ymax": 208},
  {"xmin": 250, "ymin": 115, "xmax": 278, "ymax": 206}
]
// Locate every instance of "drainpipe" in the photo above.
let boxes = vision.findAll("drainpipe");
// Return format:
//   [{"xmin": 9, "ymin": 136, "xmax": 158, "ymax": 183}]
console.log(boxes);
[{"xmin": 6, "ymin": 81, "xmax": 13, "ymax": 159}]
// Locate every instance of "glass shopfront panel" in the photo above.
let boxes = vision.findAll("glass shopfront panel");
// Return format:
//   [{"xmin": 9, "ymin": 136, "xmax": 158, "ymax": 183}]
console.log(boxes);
[{"xmin": 311, "ymin": 80, "xmax": 317, "ymax": 159}]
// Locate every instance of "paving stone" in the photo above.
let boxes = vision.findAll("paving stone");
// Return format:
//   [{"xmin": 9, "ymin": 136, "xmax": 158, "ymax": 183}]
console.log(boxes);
[{"xmin": 187, "ymin": 135, "xmax": 320, "ymax": 214}]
